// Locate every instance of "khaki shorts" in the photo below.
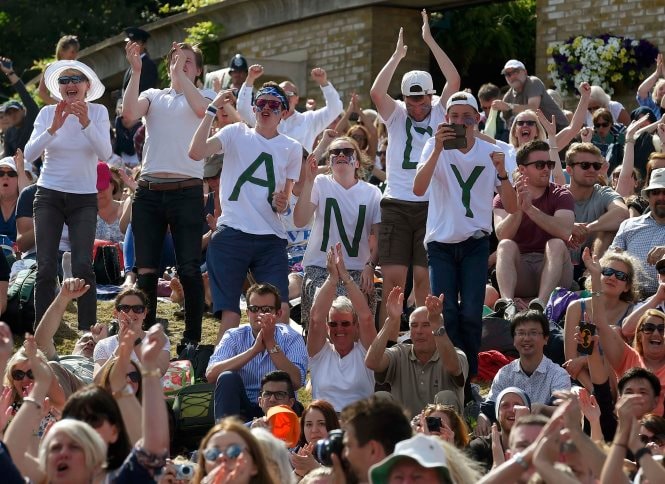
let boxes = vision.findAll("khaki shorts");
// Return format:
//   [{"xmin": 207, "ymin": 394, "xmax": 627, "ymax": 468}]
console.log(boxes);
[
  {"xmin": 514, "ymin": 251, "xmax": 573, "ymax": 298},
  {"xmin": 378, "ymin": 198, "xmax": 428, "ymax": 267}
]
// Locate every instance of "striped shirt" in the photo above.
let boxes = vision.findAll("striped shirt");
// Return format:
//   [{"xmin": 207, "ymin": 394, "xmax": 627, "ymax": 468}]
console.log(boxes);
[
  {"xmin": 206, "ymin": 324, "xmax": 308, "ymax": 402},
  {"xmin": 611, "ymin": 212, "xmax": 665, "ymax": 296}
]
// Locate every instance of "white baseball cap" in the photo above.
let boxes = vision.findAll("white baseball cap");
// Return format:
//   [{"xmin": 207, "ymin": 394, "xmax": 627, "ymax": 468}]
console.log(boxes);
[
  {"xmin": 445, "ymin": 91, "xmax": 479, "ymax": 112},
  {"xmin": 401, "ymin": 70, "xmax": 436, "ymax": 97},
  {"xmin": 369, "ymin": 434, "xmax": 450, "ymax": 483},
  {"xmin": 0, "ymin": 157, "xmax": 17, "ymax": 172},
  {"xmin": 501, "ymin": 59, "xmax": 526, "ymax": 74}
]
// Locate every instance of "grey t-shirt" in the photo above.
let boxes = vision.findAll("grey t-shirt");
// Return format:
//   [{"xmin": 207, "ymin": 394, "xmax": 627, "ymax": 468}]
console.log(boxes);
[
  {"xmin": 503, "ymin": 76, "xmax": 569, "ymax": 129},
  {"xmin": 572, "ymin": 184, "xmax": 623, "ymax": 223}
]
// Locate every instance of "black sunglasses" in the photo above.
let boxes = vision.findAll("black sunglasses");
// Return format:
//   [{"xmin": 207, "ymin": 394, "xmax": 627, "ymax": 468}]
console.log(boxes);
[
  {"xmin": 0, "ymin": 170, "xmax": 17, "ymax": 178},
  {"xmin": 11, "ymin": 369, "xmax": 34, "ymax": 381},
  {"xmin": 593, "ymin": 122, "xmax": 610, "ymax": 129},
  {"xmin": 247, "ymin": 305, "xmax": 277, "ymax": 314},
  {"xmin": 516, "ymin": 120, "xmax": 537, "ymax": 127},
  {"xmin": 329, "ymin": 148, "xmax": 355, "ymax": 157},
  {"xmin": 641, "ymin": 323, "xmax": 665, "ymax": 335},
  {"xmin": 523, "ymin": 160, "xmax": 555, "ymax": 170},
  {"xmin": 126, "ymin": 371, "xmax": 140, "ymax": 383},
  {"xmin": 116, "ymin": 304, "xmax": 146, "ymax": 314},
  {"xmin": 600, "ymin": 266, "xmax": 630, "ymax": 282},
  {"xmin": 571, "ymin": 161, "xmax": 603, "ymax": 171},
  {"xmin": 648, "ymin": 189, "xmax": 665, "ymax": 197},
  {"xmin": 640, "ymin": 433, "xmax": 665, "ymax": 446},
  {"xmin": 58, "ymin": 75, "xmax": 87, "ymax": 85}
]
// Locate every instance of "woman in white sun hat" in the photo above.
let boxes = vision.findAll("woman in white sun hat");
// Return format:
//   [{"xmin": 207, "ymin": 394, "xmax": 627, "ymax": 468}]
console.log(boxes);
[{"xmin": 24, "ymin": 59, "xmax": 112, "ymax": 331}]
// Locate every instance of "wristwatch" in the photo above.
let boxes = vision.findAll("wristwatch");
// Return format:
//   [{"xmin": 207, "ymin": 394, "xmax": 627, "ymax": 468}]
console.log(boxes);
[
  {"xmin": 432, "ymin": 325, "xmax": 447, "ymax": 337},
  {"xmin": 112, "ymin": 383, "xmax": 135, "ymax": 399},
  {"xmin": 268, "ymin": 344, "xmax": 282, "ymax": 354},
  {"xmin": 497, "ymin": 172, "xmax": 509, "ymax": 181},
  {"xmin": 513, "ymin": 451, "xmax": 529, "ymax": 469}
]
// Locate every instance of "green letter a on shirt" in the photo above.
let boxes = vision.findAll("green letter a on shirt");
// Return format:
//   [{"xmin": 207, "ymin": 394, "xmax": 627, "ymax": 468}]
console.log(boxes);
[
  {"xmin": 320, "ymin": 198, "xmax": 366, "ymax": 257},
  {"xmin": 450, "ymin": 164, "xmax": 485, "ymax": 218},
  {"xmin": 229, "ymin": 152, "xmax": 276, "ymax": 205}
]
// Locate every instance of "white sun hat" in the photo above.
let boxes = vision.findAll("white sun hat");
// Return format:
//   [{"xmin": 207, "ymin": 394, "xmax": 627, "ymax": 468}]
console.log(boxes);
[{"xmin": 44, "ymin": 60, "xmax": 105, "ymax": 102}]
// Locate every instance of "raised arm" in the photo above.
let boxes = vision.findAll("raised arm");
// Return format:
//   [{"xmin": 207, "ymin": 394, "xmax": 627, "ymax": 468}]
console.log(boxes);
[
  {"xmin": 365, "ymin": 286, "xmax": 403, "ymax": 372},
  {"xmin": 413, "ymin": 126, "xmax": 451, "ymax": 196},
  {"xmin": 292, "ymin": 155, "xmax": 318, "ymax": 227},
  {"xmin": 427, "ymin": 294, "xmax": 463, "ymax": 384},
  {"xmin": 188, "ymin": 90, "xmax": 228, "ymax": 160},
  {"xmin": 308, "ymin": 247, "xmax": 339, "ymax": 357},
  {"xmin": 236, "ymin": 64, "xmax": 263, "ymax": 126},
  {"xmin": 370, "ymin": 28, "xmax": 405, "ymax": 122},
  {"xmin": 554, "ymin": 82, "xmax": 591, "ymax": 149},
  {"xmin": 169, "ymin": 43, "xmax": 209, "ymax": 118},
  {"xmin": 35, "ymin": 278, "xmax": 89, "ymax": 360},
  {"xmin": 421, "ymin": 9, "xmax": 459, "ymax": 104},
  {"xmin": 121, "ymin": 42, "xmax": 150, "ymax": 122},
  {"xmin": 637, "ymin": 54, "xmax": 663, "ymax": 100},
  {"xmin": 616, "ymin": 115, "xmax": 650, "ymax": 197}
]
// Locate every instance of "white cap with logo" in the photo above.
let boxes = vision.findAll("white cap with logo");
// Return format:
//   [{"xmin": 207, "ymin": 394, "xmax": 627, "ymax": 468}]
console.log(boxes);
[
  {"xmin": 401, "ymin": 70, "xmax": 436, "ymax": 97},
  {"xmin": 445, "ymin": 91, "xmax": 479, "ymax": 112},
  {"xmin": 501, "ymin": 59, "xmax": 526, "ymax": 74}
]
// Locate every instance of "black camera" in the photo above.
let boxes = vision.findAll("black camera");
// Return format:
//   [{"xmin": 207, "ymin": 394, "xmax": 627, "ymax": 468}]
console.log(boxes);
[
  {"xmin": 314, "ymin": 429, "xmax": 345, "ymax": 466},
  {"xmin": 174, "ymin": 463, "xmax": 196, "ymax": 480},
  {"xmin": 426, "ymin": 416, "xmax": 442, "ymax": 433}
]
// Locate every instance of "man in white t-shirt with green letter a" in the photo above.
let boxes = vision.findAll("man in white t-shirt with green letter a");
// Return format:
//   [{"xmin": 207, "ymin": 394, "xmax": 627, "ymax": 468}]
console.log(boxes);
[
  {"xmin": 370, "ymin": 9, "xmax": 460, "ymax": 340},
  {"xmin": 413, "ymin": 91, "xmax": 517, "ymax": 389}
]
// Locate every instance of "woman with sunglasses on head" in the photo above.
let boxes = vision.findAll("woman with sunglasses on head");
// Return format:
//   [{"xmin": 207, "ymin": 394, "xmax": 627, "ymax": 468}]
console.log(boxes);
[
  {"xmin": 563, "ymin": 248, "xmax": 642, "ymax": 391},
  {"xmin": 294, "ymin": 136, "xmax": 380, "ymax": 330},
  {"xmin": 24, "ymin": 59, "xmax": 112, "ymax": 332},
  {"xmin": 189, "ymin": 82, "xmax": 302, "ymax": 343},
  {"xmin": 305, "ymin": 244, "xmax": 376, "ymax": 412},
  {"xmin": 92, "ymin": 286, "xmax": 170, "ymax": 379},
  {"xmin": 193, "ymin": 417, "xmax": 276, "ymax": 484}
]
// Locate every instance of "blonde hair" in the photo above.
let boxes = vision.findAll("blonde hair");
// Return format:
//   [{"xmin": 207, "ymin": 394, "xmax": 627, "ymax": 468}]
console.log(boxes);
[
  {"xmin": 5, "ymin": 346, "xmax": 49, "ymax": 404},
  {"xmin": 439, "ymin": 440, "xmax": 483, "ymax": 484},
  {"xmin": 589, "ymin": 85, "xmax": 611, "ymax": 108},
  {"xmin": 509, "ymin": 110, "xmax": 547, "ymax": 148},
  {"xmin": 251, "ymin": 428, "xmax": 296, "ymax": 484},
  {"xmin": 327, "ymin": 136, "xmax": 372, "ymax": 179},
  {"xmin": 653, "ymin": 79, "xmax": 665, "ymax": 103},
  {"xmin": 39, "ymin": 420, "xmax": 107, "ymax": 477},
  {"xmin": 585, "ymin": 249, "xmax": 643, "ymax": 302}
]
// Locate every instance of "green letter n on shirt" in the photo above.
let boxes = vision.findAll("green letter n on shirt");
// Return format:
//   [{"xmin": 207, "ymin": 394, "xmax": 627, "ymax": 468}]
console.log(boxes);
[
  {"xmin": 450, "ymin": 164, "xmax": 485, "ymax": 218},
  {"xmin": 402, "ymin": 118, "xmax": 433, "ymax": 169},
  {"xmin": 229, "ymin": 152, "xmax": 276, "ymax": 205},
  {"xmin": 320, "ymin": 198, "xmax": 366, "ymax": 257}
]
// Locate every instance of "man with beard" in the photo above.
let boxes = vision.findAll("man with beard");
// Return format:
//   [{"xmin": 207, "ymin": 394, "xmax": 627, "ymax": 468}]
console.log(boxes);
[
  {"xmin": 492, "ymin": 59, "xmax": 568, "ymax": 132},
  {"xmin": 565, "ymin": 142, "xmax": 628, "ymax": 262},
  {"xmin": 611, "ymin": 167, "xmax": 665, "ymax": 297}
]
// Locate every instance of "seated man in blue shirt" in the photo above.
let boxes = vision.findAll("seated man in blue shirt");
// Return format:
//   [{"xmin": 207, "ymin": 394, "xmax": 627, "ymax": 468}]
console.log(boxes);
[
  {"xmin": 206, "ymin": 282, "xmax": 307, "ymax": 421},
  {"xmin": 476, "ymin": 309, "xmax": 571, "ymax": 435}
]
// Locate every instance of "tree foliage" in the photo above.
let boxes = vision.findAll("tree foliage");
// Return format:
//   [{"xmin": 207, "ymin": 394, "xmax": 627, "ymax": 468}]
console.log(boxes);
[{"xmin": 430, "ymin": 0, "xmax": 536, "ymax": 93}]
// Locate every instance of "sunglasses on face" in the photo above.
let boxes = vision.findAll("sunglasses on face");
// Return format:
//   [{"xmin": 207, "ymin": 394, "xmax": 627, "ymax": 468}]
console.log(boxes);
[
  {"xmin": 594, "ymin": 122, "xmax": 610, "ymax": 129},
  {"xmin": 327, "ymin": 320, "xmax": 353, "ymax": 328},
  {"xmin": 600, "ymin": 266, "xmax": 630, "ymax": 282},
  {"xmin": 203, "ymin": 444, "xmax": 244, "ymax": 462},
  {"xmin": 0, "ymin": 170, "xmax": 17, "ymax": 178},
  {"xmin": 255, "ymin": 99, "xmax": 282, "ymax": 111},
  {"xmin": 515, "ymin": 120, "xmax": 537, "ymax": 127},
  {"xmin": 503, "ymin": 70, "xmax": 519, "ymax": 77},
  {"xmin": 639, "ymin": 434, "xmax": 665, "ymax": 446},
  {"xmin": 126, "ymin": 371, "xmax": 140, "ymax": 383},
  {"xmin": 523, "ymin": 160, "xmax": 555, "ymax": 170},
  {"xmin": 571, "ymin": 161, "xmax": 603, "ymax": 171},
  {"xmin": 11, "ymin": 369, "xmax": 34, "ymax": 381},
  {"xmin": 648, "ymin": 189, "xmax": 665, "ymax": 197},
  {"xmin": 116, "ymin": 304, "xmax": 146, "ymax": 314},
  {"xmin": 58, "ymin": 75, "xmax": 87, "ymax": 85},
  {"xmin": 247, "ymin": 305, "xmax": 276, "ymax": 314},
  {"xmin": 641, "ymin": 322, "xmax": 665, "ymax": 335},
  {"xmin": 329, "ymin": 148, "xmax": 355, "ymax": 157}
]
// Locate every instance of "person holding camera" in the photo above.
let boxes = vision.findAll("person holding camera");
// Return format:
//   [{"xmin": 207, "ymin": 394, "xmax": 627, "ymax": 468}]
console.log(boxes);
[{"xmin": 413, "ymin": 90, "xmax": 516, "ymax": 394}]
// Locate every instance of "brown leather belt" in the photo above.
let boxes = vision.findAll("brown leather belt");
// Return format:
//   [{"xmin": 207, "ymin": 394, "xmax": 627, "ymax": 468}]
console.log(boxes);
[{"xmin": 137, "ymin": 179, "xmax": 202, "ymax": 191}]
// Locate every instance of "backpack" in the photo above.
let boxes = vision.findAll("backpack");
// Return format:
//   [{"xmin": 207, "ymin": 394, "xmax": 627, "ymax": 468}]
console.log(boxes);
[
  {"xmin": 92, "ymin": 240, "xmax": 123, "ymax": 285},
  {"xmin": 172, "ymin": 383, "xmax": 215, "ymax": 451},
  {"xmin": 178, "ymin": 343, "xmax": 215, "ymax": 382},
  {"xmin": 4, "ymin": 263, "xmax": 37, "ymax": 334}
]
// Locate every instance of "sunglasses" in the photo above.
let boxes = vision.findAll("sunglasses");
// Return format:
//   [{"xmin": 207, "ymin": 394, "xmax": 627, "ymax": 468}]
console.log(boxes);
[
  {"xmin": 648, "ymin": 189, "xmax": 665, "ymax": 197},
  {"xmin": 641, "ymin": 323, "xmax": 665, "ymax": 335},
  {"xmin": 639, "ymin": 434, "xmax": 665, "ymax": 446},
  {"xmin": 503, "ymin": 69, "xmax": 520, "ymax": 77},
  {"xmin": 247, "ymin": 305, "xmax": 277, "ymax": 314},
  {"xmin": 600, "ymin": 266, "xmax": 630, "ymax": 282},
  {"xmin": 0, "ymin": 170, "xmax": 17, "ymax": 178},
  {"xmin": 126, "ymin": 371, "xmax": 140, "ymax": 383},
  {"xmin": 116, "ymin": 304, "xmax": 146, "ymax": 314},
  {"xmin": 571, "ymin": 161, "xmax": 603, "ymax": 171},
  {"xmin": 11, "ymin": 369, "xmax": 34, "ymax": 381},
  {"xmin": 593, "ymin": 122, "xmax": 610, "ymax": 129},
  {"xmin": 515, "ymin": 120, "xmax": 537, "ymax": 127},
  {"xmin": 58, "ymin": 75, "xmax": 87, "ymax": 85},
  {"xmin": 523, "ymin": 160, "xmax": 555, "ymax": 170},
  {"xmin": 327, "ymin": 320, "xmax": 353, "ymax": 328},
  {"xmin": 255, "ymin": 99, "xmax": 282, "ymax": 111},
  {"xmin": 203, "ymin": 444, "xmax": 244, "ymax": 462},
  {"xmin": 330, "ymin": 148, "xmax": 355, "ymax": 157}
]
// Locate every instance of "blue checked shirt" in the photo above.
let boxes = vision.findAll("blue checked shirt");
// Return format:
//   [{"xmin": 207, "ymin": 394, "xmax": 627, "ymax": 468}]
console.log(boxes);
[
  {"xmin": 611, "ymin": 212, "xmax": 665, "ymax": 296},
  {"xmin": 206, "ymin": 324, "xmax": 308, "ymax": 403}
]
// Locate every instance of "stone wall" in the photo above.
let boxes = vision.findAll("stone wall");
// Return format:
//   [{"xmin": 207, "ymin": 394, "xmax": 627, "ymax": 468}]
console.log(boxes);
[
  {"xmin": 218, "ymin": 6, "xmax": 431, "ymax": 109},
  {"xmin": 536, "ymin": 0, "xmax": 665, "ymax": 108}
]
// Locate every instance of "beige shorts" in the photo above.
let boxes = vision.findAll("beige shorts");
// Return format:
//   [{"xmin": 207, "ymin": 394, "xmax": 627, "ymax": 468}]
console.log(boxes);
[{"xmin": 514, "ymin": 251, "xmax": 573, "ymax": 298}]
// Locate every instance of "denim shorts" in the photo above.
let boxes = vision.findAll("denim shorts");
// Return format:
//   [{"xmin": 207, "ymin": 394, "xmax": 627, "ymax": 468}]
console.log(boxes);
[{"xmin": 207, "ymin": 225, "xmax": 289, "ymax": 315}]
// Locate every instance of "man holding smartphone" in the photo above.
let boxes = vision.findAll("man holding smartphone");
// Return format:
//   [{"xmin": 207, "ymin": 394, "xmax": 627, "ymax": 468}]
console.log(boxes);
[{"xmin": 413, "ymin": 91, "xmax": 517, "ymax": 386}]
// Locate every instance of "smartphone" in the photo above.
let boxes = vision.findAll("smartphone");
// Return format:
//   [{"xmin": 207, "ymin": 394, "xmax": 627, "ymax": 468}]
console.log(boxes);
[
  {"xmin": 426, "ymin": 416, "xmax": 442, "ymax": 433},
  {"xmin": 577, "ymin": 321, "xmax": 596, "ymax": 355},
  {"xmin": 441, "ymin": 123, "xmax": 467, "ymax": 150}
]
